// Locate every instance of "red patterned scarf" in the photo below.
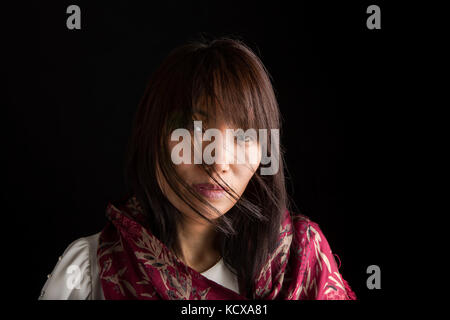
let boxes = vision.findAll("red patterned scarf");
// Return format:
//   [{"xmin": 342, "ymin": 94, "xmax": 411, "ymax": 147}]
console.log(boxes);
[{"xmin": 97, "ymin": 195, "xmax": 356, "ymax": 300}]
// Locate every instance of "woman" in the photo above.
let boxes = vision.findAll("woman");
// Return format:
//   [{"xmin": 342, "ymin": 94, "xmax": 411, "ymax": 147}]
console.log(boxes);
[{"xmin": 38, "ymin": 37, "xmax": 356, "ymax": 300}]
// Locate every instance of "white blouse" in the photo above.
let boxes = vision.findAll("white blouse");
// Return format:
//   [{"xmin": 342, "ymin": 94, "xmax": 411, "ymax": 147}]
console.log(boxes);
[{"xmin": 38, "ymin": 232, "xmax": 240, "ymax": 299}]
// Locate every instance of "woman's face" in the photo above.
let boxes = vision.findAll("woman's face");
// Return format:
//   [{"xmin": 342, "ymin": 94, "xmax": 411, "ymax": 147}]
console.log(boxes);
[{"xmin": 158, "ymin": 109, "xmax": 262, "ymax": 225}]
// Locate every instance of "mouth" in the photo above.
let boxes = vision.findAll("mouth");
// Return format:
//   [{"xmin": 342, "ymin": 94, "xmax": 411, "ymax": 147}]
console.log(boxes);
[{"xmin": 192, "ymin": 183, "xmax": 226, "ymax": 199}]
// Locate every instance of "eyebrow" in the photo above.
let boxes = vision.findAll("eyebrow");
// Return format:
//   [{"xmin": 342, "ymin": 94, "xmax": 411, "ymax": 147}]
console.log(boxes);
[
  {"xmin": 193, "ymin": 109, "xmax": 208, "ymax": 117},
  {"xmin": 193, "ymin": 109, "xmax": 241, "ymax": 129},
  {"xmin": 192, "ymin": 109, "xmax": 214, "ymax": 124}
]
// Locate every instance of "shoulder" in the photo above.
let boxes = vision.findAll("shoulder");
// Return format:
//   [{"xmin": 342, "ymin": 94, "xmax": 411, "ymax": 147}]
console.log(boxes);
[
  {"xmin": 290, "ymin": 213, "xmax": 334, "ymax": 264},
  {"xmin": 289, "ymin": 213, "xmax": 355, "ymax": 300},
  {"xmin": 289, "ymin": 213, "xmax": 324, "ymax": 242},
  {"xmin": 38, "ymin": 232, "xmax": 101, "ymax": 300}
]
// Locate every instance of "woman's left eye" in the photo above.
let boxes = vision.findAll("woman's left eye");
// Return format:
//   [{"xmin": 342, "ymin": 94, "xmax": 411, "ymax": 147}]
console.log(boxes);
[{"xmin": 237, "ymin": 134, "xmax": 253, "ymax": 142}]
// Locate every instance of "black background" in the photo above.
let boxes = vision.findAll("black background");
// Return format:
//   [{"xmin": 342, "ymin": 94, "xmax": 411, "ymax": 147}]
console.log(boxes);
[{"xmin": 5, "ymin": 1, "xmax": 396, "ymax": 302}]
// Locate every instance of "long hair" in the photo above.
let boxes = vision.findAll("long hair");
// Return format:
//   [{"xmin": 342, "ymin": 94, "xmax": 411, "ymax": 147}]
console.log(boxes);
[{"xmin": 124, "ymin": 36, "xmax": 291, "ymax": 297}]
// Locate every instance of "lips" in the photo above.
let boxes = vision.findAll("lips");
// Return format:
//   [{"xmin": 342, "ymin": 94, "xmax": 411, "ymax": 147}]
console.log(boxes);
[
  {"xmin": 194, "ymin": 183, "xmax": 224, "ymax": 190},
  {"xmin": 192, "ymin": 183, "xmax": 226, "ymax": 199}
]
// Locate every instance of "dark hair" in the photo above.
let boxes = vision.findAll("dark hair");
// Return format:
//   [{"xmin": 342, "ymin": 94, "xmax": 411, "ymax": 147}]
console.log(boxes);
[{"xmin": 124, "ymin": 36, "xmax": 291, "ymax": 297}]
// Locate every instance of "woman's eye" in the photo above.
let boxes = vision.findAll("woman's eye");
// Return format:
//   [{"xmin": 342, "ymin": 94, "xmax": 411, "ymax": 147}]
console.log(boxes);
[
  {"xmin": 237, "ymin": 134, "xmax": 253, "ymax": 143},
  {"xmin": 192, "ymin": 124, "xmax": 206, "ymax": 133}
]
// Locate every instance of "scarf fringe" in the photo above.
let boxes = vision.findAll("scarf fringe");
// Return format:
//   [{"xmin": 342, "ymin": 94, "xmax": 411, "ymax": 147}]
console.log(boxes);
[{"xmin": 343, "ymin": 278, "xmax": 357, "ymax": 300}]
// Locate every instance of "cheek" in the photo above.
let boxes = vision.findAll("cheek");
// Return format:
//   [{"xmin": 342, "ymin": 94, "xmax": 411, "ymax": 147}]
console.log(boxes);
[
  {"xmin": 234, "ymin": 148, "xmax": 260, "ymax": 188},
  {"xmin": 246, "ymin": 143, "xmax": 262, "ymax": 172},
  {"xmin": 167, "ymin": 139, "xmax": 193, "ymax": 177},
  {"xmin": 172, "ymin": 163, "xmax": 196, "ymax": 183},
  {"xmin": 231, "ymin": 165, "xmax": 257, "ymax": 198}
]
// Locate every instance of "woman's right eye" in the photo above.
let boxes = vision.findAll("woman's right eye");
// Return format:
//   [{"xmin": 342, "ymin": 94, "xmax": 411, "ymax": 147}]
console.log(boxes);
[{"xmin": 191, "ymin": 120, "xmax": 207, "ymax": 133}]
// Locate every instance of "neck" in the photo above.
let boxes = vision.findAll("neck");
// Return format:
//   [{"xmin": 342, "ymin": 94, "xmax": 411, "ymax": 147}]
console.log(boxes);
[{"xmin": 174, "ymin": 216, "xmax": 221, "ymax": 273}]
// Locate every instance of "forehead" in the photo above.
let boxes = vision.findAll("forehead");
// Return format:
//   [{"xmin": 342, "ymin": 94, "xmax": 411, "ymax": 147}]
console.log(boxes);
[{"xmin": 192, "ymin": 106, "xmax": 236, "ymax": 127}]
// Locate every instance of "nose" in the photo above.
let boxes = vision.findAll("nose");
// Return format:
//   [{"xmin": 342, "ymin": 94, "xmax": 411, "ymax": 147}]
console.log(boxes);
[
  {"xmin": 205, "ymin": 131, "xmax": 231, "ymax": 173},
  {"xmin": 212, "ymin": 160, "xmax": 230, "ymax": 173}
]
